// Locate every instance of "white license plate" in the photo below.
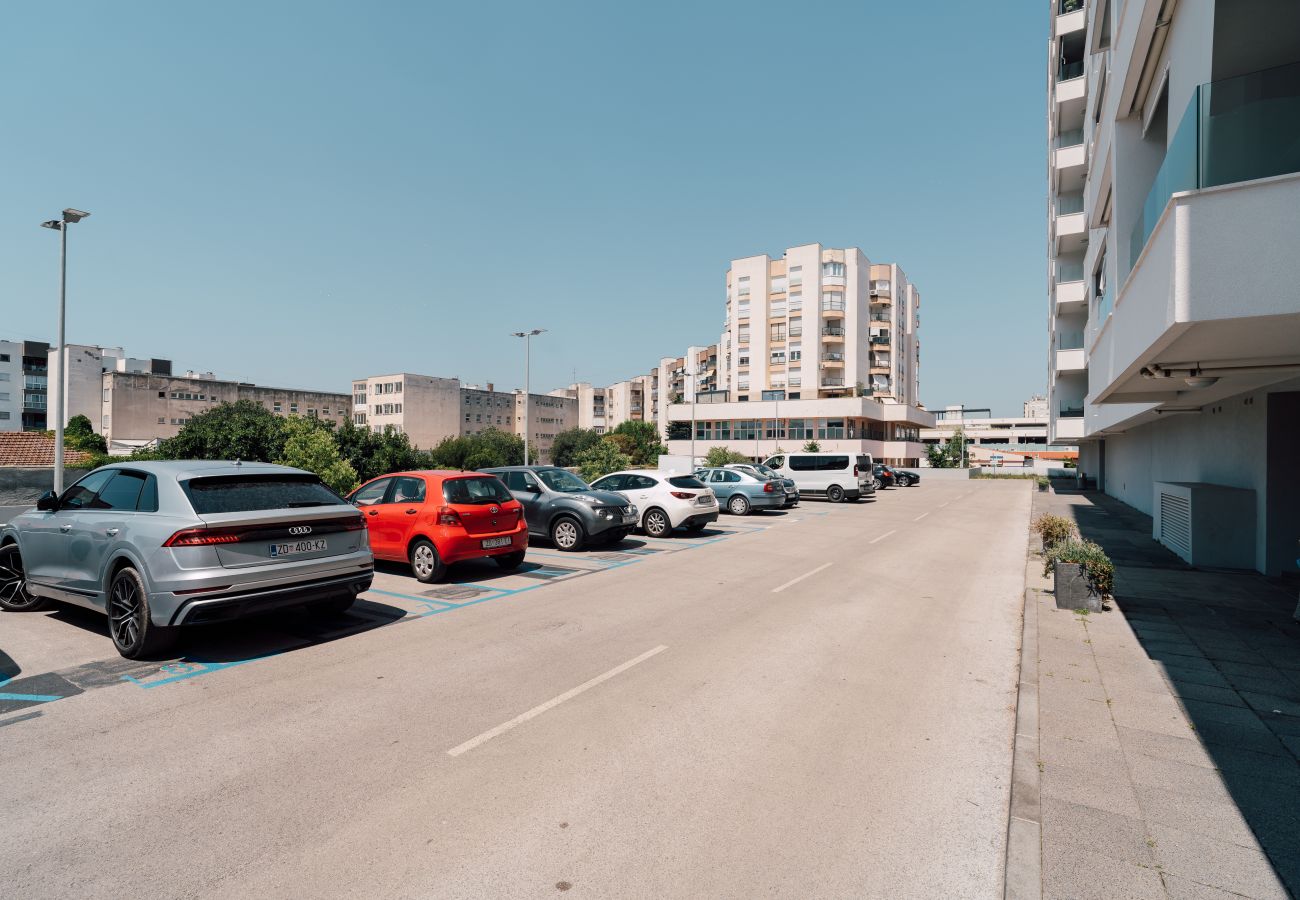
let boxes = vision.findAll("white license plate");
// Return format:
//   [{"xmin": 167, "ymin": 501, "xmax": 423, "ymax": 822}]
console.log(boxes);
[
  {"xmin": 270, "ymin": 539, "xmax": 327, "ymax": 557},
  {"xmin": 481, "ymin": 536, "xmax": 512, "ymax": 549},
  {"xmin": 698, "ymin": 497, "xmax": 715, "ymax": 506}
]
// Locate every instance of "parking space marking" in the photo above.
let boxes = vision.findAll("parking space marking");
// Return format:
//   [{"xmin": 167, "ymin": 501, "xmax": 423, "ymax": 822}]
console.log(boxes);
[
  {"xmin": 771, "ymin": 562, "xmax": 833, "ymax": 594},
  {"xmin": 868, "ymin": 530, "xmax": 896, "ymax": 544},
  {"xmin": 447, "ymin": 645, "xmax": 668, "ymax": 757},
  {"xmin": 913, "ymin": 512, "xmax": 930, "ymax": 521}
]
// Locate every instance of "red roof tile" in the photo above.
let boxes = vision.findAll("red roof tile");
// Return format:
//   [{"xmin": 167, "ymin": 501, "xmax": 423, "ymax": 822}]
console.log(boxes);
[{"xmin": 0, "ymin": 432, "xmax": 95, "ymax": 468}]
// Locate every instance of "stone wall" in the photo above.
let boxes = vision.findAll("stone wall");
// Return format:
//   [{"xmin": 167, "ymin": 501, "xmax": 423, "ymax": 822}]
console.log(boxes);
[{"xmin": 0, "ymin": 468, "xmax": 89, "ymax": 505}]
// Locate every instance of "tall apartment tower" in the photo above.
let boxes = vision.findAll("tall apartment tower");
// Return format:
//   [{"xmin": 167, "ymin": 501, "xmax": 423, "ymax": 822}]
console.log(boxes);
[
  {"xmin": 719, "ymin": 245, "xmax": 920, "ymax": 405},
  {"xmin": 1044, "ymin": 0, "xmax": 1300, "ymax": 575}
]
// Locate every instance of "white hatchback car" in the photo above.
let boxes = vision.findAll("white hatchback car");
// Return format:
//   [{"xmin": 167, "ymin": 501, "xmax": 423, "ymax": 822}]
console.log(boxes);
[{"xmin": 589, "ymin": 471, "xmax": 718, "ymax": 538}]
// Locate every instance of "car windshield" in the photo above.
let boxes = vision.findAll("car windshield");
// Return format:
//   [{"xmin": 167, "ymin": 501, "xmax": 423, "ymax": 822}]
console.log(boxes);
[
  {"xmin": 536, "ymin": 468, "xmax": 593, "ymax": 493},
  {"xmin": 745, "ymin": 464, "xmax": 778, "ymax": 479},
  {"xmin": 183, "ymin": 474, "xmax": 345, "ymax": 514},
  {"xmin": 443, "ymin": 476, "xmax": 513, "ymax": 505}
]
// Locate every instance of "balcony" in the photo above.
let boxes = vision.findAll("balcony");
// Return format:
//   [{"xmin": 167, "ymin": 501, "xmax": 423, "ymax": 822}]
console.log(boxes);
[
  {"xmin": 822, "ymin": 377, "xmax": 846, "ymax": 388},
  {"xmin": 1130, "ymin": 61, "xmax": 1300, "ymax": 268},
  {"xmin": 820, "ymin": 327, "xmax": 845, "ymax": 339},
  {"xmin": 869, "ymin": 313, "xmax": 891, "ymax": 324},
  {"xmin": 821, "ymin": 353, "xmax": 845, "ymax": 364},
  {"xmin": 1058, "ymin": 406, "xmax": 1084, "ymax": 418},
  {"xmin": 1054, "ymin": 278, "xmax": 1087, "ymax": 316},
  {"xmin": 1053, "ymin": 416, "xmax": 1085, "ymax": 442},
  {"xmin": 1055, "ymin": 0, "xmax": 1084, "ymax": 36},
  {"xmin": 822, "ymin": 275, "xmax": 846, "ymax": 288},
  {"xmin": 869, "ymin": 282, "xmax": 891, "ymax": 298},
  {"xmin": 821, "ymin": 301, "xmax": 845, "ymax": 315},
  {"xmin": 869, "ymin": 335, "xmax": 890, "ymax": 346},
  {"xmin": 1054, "ymin": 347, "xmax": 1086, "ymax": 373},
  {"xmin": 1052, "ymin": 134, "xmax": 1087, "ymax": 193}
]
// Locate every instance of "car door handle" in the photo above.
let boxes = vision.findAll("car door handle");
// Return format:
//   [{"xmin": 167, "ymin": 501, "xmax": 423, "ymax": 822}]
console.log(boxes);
[
  {"xmin": 367, "ymin": 510, "xmax": 378, "ymax": 516},
  {"xmin": 60, "ymin": 524, "xmax": 72, "ymax": 532},
  {"xmin": 106, "ymin": 528, "xmax": 120, "ymax": 536},
  {"xmin": 405, "ymin": 509, "xmax": 417, "ymax": 515}
]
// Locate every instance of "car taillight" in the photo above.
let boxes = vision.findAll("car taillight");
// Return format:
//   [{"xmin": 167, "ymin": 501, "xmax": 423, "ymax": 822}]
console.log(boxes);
[
  {"xmin": 437, "ymin": 506, "xmax": 463, "ymax": 526},
  {"xmin": 853, "ymin": 465, "xmax": 860, "ymax": 477},
  {"xmin": 763, "ymin": 482, "xmax": 775, "ymax": 493},
  {"xmin": 163, "ymin": 528, "xmax": 241, "ymax": 547},
  {"xmin": 669, "ymin": 491, "xmax": 695, "ymax": 500}
]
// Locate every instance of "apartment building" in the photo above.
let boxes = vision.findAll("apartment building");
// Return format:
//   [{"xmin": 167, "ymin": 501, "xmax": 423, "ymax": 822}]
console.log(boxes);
[
  {"xmin": 352, "ymin": 373, "xmax": 577, "ymax": 462},
  {"xmin": 1045, "ymin": 0, "xmax": 1300, "ymax": 574},
  {"xmin": 0, "ymin": 340, "xmax": 53, "ymax": 432},
  {"xmin": 920, "ymin": 401, "xmax": 1064, "ymax": 456},
  {"xmin": 549, "ymin": 382, "xmax": 609, "ymax": 433},
  {"xmin": 604, "ymin": 375, "xmax": 651, "ymax": 428},
  {"xmin": 49, "ymin": 345, "xmax": 172, "ymax": 433},
  {"xmin": 102, "ymin": 372, "xmax": 350, "ymax": 450}
]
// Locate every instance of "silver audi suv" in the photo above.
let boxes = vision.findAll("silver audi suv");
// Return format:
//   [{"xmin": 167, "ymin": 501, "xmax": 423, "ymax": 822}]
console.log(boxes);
[{"xmin": 0, "ymin": 461, "xmax": 373, "ymax": 658}]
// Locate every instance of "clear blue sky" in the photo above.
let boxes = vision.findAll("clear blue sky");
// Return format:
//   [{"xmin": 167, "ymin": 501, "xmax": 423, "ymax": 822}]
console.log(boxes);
[{"xmin": 2, "ymin": 1, "xmax": 1047, "ymax": 417}]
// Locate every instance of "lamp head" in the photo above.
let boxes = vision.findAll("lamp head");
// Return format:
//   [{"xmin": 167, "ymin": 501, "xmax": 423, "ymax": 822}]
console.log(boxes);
[
  {"xmin": 62, "ymin": 209, "xmax": 90, "ymax": 223},
  {"xmin": 41, "ymin": 220, "xmax": 63, "ymax": 231}
]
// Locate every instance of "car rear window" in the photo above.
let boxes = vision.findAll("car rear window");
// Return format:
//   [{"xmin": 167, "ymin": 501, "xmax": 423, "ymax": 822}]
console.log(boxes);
[
  {"xmin": 856, "ymin": 455, "xmax": 873, "ymax": 471},
  {"xmin": 667, "ymin": 475, "xmax": 706, "ymax": 489},
  {"xmin": 183, "ymin": 474, "xmax": 345, "ymax": 514},
  {"xmin": 443, "ymin": 476, "xmax": 512, "ymax": 505}
]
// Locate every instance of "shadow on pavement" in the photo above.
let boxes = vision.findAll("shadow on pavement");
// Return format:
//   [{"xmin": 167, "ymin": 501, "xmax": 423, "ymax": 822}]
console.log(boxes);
[{"xmin": 1063, "ymin": 488, "xmax": 1300, "ymax": 893}]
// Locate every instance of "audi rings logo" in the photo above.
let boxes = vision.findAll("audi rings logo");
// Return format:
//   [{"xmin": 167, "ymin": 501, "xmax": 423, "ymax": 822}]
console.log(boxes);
[
  {"xmin": 489, "ymin": 506, "xmax": 500, "ymax": 515},
  {"xmin": 289, "ymin": 525, "xmax": 313, "ymax": 536}
]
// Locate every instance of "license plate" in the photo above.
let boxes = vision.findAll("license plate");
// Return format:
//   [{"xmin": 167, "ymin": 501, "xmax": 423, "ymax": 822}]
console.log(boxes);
[
  {"xmin": 698, "ymin": 496, "xmax": 715, "ymax": 506},
  {"xmin": 270, "ymin": 539, "xmax": 327, "ymax": 557},
  {"xmin": 481, "ymin": 536, "xmax": 512, "ymax": 549}
]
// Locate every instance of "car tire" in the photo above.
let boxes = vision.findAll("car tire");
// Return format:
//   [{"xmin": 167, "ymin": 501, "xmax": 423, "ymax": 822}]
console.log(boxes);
[
  {"xmin": 827, "ymin": 484, "xmax": 845, "ymax": 503},
  {"xmin": 410, "ymin": 538, "xmax": 446, "ymax": 583},
  {"xmin": 310, "ymin": 593, "xmax": 356, "ymax": 616},
  {"xmin": 550, "ymin": 516, "xmax": 585, "ymax": 552},
  {"xmin": 108, "ymin": 566, "xmax": 175, "ymax": 660},
  {"xmin": 494, "ymin": 550, "xmax": 526, "ymax": 570},
  {"xmin": 642, "ymin": 507, "xmax": 672, "ymax": 538},
  {"xmin": 727, "ymin": 494, "xmax": 751, "ymax": 516},
  {"xmin": 0, "ymin": 544, "xmax": 49, "ymax": 612},
  {"xmin": 873, "ymin": 477, "xmax": 883, "ymax": 490},
  {"xmin": 897, "ymin": 475, "xmax": 911, "ymax": 487}
]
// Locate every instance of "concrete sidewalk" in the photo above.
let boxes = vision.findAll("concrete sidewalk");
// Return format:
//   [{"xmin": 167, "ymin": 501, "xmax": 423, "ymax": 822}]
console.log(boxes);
[{"xmin": 1008, "ymin": 485, "xmax": 1300, "ymax": 899}]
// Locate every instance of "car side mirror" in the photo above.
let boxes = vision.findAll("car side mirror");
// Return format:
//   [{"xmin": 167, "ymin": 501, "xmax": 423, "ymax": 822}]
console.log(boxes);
[
  {"xmin": 525, "ymin": 484, "xmax": 541, "ymax": 493},
  {"xmin": 37, "ymin": 490, "xmax": 59, "ymax": 511}
]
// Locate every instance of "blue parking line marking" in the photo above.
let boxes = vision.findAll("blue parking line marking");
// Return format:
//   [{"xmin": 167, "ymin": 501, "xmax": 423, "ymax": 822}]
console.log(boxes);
[
  {"xmin": 122, "ymin": 657, "xmax": 277, "ymax": 689},
  {"xmin": 369, "ymin": 588, "xmax": 466, "ymax": 608},
  {"xmin": 0, "ymin": 692, "xmax": 62, "ymax": 702}
]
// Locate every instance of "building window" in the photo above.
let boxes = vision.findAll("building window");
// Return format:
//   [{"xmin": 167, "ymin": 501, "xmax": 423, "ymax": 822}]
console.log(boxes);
[
  {"xmin": 737, "ymin": 328, "xmax": 750, "ymax": 344},
  {"xmin": 274, "ymin": 403, "xmax": 283, "ymax": 413},
  {"xmin": 0, "ymin": 411, "xmax": 8, "ymax": 420},
  {"xmin": 770, "ymin": 323, "xmax": 786, "ymax": 342},
  {"xmin": 0, "ymin": 353, "xmax": 8, "ymax": 362},
  {"xmin": 737, "ymin": 276, "xmax": 750, "ymax": 296},
  {"xmin": 822, "ymin": 261, "xmax": 845, "ymax": 277},
  {"xmin": 290, "ymin": 403, "xmax": 298, "ymax": 413},
  {"xmin": 788, "ymin": 266, "xmax": 802, "ymax": 286},
  {"xmin": 158, "ymin": 417, "xmax": 165, "ymax": 424}
]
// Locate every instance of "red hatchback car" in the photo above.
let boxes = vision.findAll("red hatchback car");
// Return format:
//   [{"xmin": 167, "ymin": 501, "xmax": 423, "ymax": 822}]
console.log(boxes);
[{"xmin": 348, "ymin": 470, "xmax": 527, "ymax": 583}]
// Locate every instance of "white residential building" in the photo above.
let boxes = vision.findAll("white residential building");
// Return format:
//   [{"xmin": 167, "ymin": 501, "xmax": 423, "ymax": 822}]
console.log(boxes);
[
  {"xmin": 49, "ymin": 344, "xmax": 172, "ymax": 434},
  {"xmin": 549, "ymin": 382, "xmax": 609, "ymax": 433},
  {"xmin": 1045, "ymin": 0, "xmax": 1300, "ymax": 574},
  {"xmin": 921, "ymin": 403, "xmax": 1056, "ymax": 455},
  {"xmin": 0, "ymin": 340, "xmax": 22, "ymax": 432}
]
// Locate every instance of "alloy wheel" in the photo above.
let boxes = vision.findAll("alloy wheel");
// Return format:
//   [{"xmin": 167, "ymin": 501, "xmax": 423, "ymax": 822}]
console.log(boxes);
[
  {"xmin": 645, "ymin": 510, "xmax": 669, "ymax": 536},
  {"xmin": 110, "ymin": 573, "xmax": 143, "ymax": 651},
  {"xmin": 0, "ymin": 546, "xmax": 41, "ymax": 611}
]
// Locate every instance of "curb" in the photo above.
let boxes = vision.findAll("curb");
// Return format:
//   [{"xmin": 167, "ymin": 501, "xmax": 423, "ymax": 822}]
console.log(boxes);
[{"xmin": 1004, "ymin": 563, "xmax": 1043, "ymax": 896}]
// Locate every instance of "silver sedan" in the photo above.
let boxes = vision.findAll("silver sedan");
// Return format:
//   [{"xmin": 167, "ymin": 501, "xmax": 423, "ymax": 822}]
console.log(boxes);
[{"xmin": 0, "ymin": 461, "xmax": 373, "ymax": 659}]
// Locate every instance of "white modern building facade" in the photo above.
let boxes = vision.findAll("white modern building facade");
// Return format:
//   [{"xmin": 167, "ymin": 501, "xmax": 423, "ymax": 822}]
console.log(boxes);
[
  {"xmin": 921, "ymin": 401, "xmax": 1059, "ymax": 455},
  {"xmin": 1045, "ymin": 0, "xmax": 1300, "ymax": 574}
]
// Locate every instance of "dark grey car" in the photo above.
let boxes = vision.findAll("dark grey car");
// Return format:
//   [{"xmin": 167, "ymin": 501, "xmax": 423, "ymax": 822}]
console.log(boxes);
[{"xmin": 480, "ymin": 466, "xmax": 638, "ymax": 551}]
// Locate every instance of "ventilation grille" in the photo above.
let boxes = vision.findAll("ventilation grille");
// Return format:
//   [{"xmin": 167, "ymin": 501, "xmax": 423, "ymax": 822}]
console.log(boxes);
[{"xmin": 1158, "ymin": 491, "xmax": 1192, "ymax": 559}]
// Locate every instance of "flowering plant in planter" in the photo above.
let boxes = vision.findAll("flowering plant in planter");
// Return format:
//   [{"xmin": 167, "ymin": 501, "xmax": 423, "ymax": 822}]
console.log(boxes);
[
  {"xmin": 1031, "ymin": 513, "xmax": 1077, "ymax": 551},
  {"xmin": 1043, "ymin": 539, "xmax": 1115, "ymax": 598}
]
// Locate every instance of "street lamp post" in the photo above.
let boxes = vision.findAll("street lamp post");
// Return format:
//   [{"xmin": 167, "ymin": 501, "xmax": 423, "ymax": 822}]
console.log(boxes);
[
  {"xmin": 511, "ymin": 329, "xmax": 546, "ymax": 465},
  {"xmin": 687, "ymin": 372, "xmax": 696, "ymax": 464},
  {"xmin": 41, "ymin": 208, "xmax": 90, "ymax": 495}
]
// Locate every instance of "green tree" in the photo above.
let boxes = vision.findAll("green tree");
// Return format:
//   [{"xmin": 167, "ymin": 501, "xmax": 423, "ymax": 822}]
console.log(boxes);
[
  {"xmin": 333, "ymin": 419, "xmax": 428, "ymax": 482},
  {"xmin": 64, "ymin": 414, "xmax": 108, "ymax": 454},
  {"xmin": 575, "ymin": 439, "xmax": 632, "ymax": 483},
  {"xmin": 802, "ymin": 439, "xmax": 821, "ymax": 452},
  {"xmin": 155, "ymin": 400, "xmax": 288, "ymax": 462},
  {"xmin": 275, "ymin": 417, "xmax": 359, "ymax": 495},
  {"xmin": 550, "ymin": 427, "xmax": 602, "ymax": 468},
  {"xmin": 704, "ymin": 446, "xmax": 750, "ymax": 467},
  {"xmin": 926, "ymin": 444, "xmax": 950, "ymax": 468},
  {"xmin": 428, "ymin": 428, "xmax": 523, "ymax": 470},
  {"xmin": 665, "ymin": 421, "xmax": 691, "ymax": 441},
  {"xmin": 610, "ymin": 419, "xmax": 666, "ymax": 467},
  {"xmin": 925, "ymin": 428, "xmax": 967, "ymax": 468}
]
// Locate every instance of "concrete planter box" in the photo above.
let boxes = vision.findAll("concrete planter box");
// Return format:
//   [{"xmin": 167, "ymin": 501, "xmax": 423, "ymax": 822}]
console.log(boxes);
[{"xmin": 1053, "ymin": 561, "xmax": 1102, "ymax": 612}]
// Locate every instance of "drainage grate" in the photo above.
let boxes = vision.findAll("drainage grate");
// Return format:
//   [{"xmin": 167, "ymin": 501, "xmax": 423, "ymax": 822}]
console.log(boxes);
[
  {"xmin": 516, "ymin": 565, "xmax": 580, "ymax": 580},
  {"xmin": 424, "ymin": 585, "xmax": 488, "ymax": 601},
  {"xmin": 590, "ymin": 553, "xmax": 633, "ymax": 562}
]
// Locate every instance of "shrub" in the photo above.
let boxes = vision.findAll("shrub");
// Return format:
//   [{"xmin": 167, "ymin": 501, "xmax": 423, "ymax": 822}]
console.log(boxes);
[
  {"xmin": 1044, "ymin": 539, "xmax": 1115, "ymax": 596},
  {"xmin": 1036, "ymin": 476, "xmax": 1051, "ymax": 489},
  {"xmin": 575, "ymin": 439, "xmax": 632, "ymax": 483},
  {"xmin": 704, "ymin": 446, "xmax": 749, "ymax": 467},
  {"xmin": 1031, "ymin": 513, "xmax": 1077, "ymax": 549}
]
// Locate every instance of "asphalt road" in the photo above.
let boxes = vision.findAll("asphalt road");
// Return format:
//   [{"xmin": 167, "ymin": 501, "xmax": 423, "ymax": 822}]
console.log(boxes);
[{"xmin": 0, "ymin": 476, "xmax": 1030, "ymax": 899}]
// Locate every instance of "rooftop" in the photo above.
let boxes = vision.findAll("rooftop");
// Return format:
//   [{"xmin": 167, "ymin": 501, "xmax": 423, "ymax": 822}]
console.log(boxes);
[{"xmin": 0, "ymin": 433, "xmax": 95, "ymax": 468}]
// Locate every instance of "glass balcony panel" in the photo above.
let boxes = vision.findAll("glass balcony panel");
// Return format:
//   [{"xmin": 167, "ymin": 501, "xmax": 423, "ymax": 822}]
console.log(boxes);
[
  {"xmin": 1055, "ymin": 193, "xmax": 1084, "ymax": 214},
  {"xmin": 1058, "ymin": 60, "xmax": 1084, "ymax": 81},
  {"xmin": 1054, "ymin": 129, "xmax": 1084, "ymax": 149}
]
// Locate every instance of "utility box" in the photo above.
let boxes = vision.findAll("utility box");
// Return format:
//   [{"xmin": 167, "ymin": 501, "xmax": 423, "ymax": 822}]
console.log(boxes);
[
  {"xmin": 657, "ymin": 454, "xmax": 700, "ymax": 473},
  {"xmin": 1153, "ymin": 482, "xmax": 1256, "ymax": 569}
]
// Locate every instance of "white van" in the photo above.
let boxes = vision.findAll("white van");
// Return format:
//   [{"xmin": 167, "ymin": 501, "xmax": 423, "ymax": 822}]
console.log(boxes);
[{"xmin": 762, "ymin": 452, "xmax": 875, "ymax": 502}]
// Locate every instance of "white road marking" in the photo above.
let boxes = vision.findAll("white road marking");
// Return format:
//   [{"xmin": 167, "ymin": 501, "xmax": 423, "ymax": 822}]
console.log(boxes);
[
  {"xmin": 771, "ymin": 562, "xmax": 833, "ymax": 594},
  {"xmin": 869, "ymin": 530, "xmax": 896, "ymax": 544},
  {"xmin": 914, "ymin": 512, "xmax": 930, "ymax": 521},
  {"xmin": 447, "ymin": 646, "xmax": 668, "ymax": 757}
]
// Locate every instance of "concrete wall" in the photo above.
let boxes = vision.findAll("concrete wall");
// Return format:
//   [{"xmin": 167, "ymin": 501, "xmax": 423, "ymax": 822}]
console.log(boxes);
[{"xmin": 0, "ymin": 468, "xmax": 89, "ymax": 505}]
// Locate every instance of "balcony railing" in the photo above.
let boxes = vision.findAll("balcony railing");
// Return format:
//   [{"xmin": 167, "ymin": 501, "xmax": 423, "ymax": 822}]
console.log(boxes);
[
  {"xmin": 1131, "ymin": 60, "xmax": 1300, "ymax": 267},
  {"xmin": 822, "ymin": 378, "xmax": 845, "ymax": 387},
  {"xmin": 821, "ymin": 327, "xmax": 844, "ymax": 337},
  {"xmin": 1058, "ymin": 0, "xmax": 1083, "ymax": 14},
  {"xmin": 870, "ymin": 313, "xmax": 891, "ymax": 323},
  {"xmin": 1058, "ymin": 60, "xmax": 1084, "ymax": 81},
  {"xmin": 869, "ymin": 336, "xmax": 890, "ymax": 346},
  {"xmin": 1059, "ymin": 406, "xmax": 1084, "ymax": 418},
  {"xmin": 1057, "ymin": 335, "xmax": 1084, "ymax": 351},
  {"xmin": 821, "ymin": 353, "xmax": 845, "ymax": 362},
  {"xmin": 1053, "ymin": 129, "xmax": 1084, "ymax": 150},
  {"xmin": 821, "ymin": 300, "xmax": 845, "ymax": 311},
  {"xmin": 1056, "ymin": 261, "xmax": 1085, "ymax": 282},
  {"xmin": 1055, "ymin": 192, "xmax": 1084, "ymax": 214}
]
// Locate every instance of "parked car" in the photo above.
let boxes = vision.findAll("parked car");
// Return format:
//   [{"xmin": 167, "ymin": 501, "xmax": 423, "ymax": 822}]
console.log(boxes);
[
  {"xmin": 589, "ymin": 470, "xmax": 718, "ymax": 537},
  {"xmin": 761, "ymin": 452, "xmax": 875, "ymax": 502},
  {"xmin": 723, "ymin": 463, "xmax": 800, "ymax": 508},
  {"xmin": 892, "ymin": 467, "xmax": 921, "ymax": 487},
  {"xmin": 695, "ymin": 466, "xmax": 787, "ymax": 515},
  {"xmin": 872, "ymin": 463, "xmax": 896, "ymax": 491},
  {"xmin": 0, "ymin": 462, "xmax": 373, "ymax": 659},
  {"xmin": 349, "ymin": 470, "xmax": 526, "ymax": 583},
  {"xmin": 481, "ymin": 466, "xmax": 637, "ymax": 551}
]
